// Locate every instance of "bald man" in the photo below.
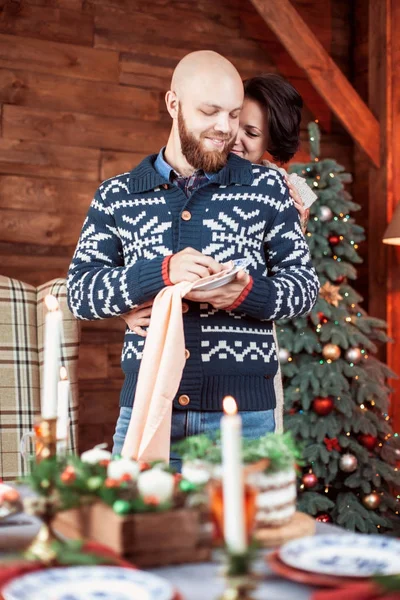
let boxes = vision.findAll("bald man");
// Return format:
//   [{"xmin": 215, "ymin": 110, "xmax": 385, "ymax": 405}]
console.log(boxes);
[{"xmin": 67, "ymin": 51, "xmax": 319, "ymax": 467}]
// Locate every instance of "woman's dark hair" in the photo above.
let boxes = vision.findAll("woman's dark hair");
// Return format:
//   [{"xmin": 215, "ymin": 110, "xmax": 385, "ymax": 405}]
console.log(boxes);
[{"xmin": 243, "ymin": 73, "xmax": 303, "ymax": 164}]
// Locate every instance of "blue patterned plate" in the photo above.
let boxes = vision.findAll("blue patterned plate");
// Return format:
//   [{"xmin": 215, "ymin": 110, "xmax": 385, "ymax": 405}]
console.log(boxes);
[
  {"xmin": 280, "ymin": 534, "xmax": 400, "ymax": 577},
  {"xmin": 192, "ymin": 258, "xmax": 251, "ymax": 291},
  {"xmin": 2, "ymin": 566, "xmax": 174, "ymax": 600}
]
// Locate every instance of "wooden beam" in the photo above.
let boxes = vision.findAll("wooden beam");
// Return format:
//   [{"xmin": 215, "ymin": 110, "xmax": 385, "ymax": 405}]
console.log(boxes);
[
  {"xmin": 368, "ymin": 0, "xmax": 400, "ymax": 434},
  {"xmin": 368, "ymin": 0, "xmax": 389, "ymax": 327},
  {"xmin": 385, "ymin": 0, "xmax": 400, "ymax": 433},
  {"xmin": 249, "ymin": 0, "xmax": 380, "ymax": 167}
]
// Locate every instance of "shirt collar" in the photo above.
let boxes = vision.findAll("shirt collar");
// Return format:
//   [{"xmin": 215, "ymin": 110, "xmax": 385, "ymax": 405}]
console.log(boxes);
[
  {"xmin": 154, "ymin": 147, "xmax": 214, "ymax": 181},
  {"xmin": 128, "ymin": 152, "xmax": 254, "ymax": 194}
]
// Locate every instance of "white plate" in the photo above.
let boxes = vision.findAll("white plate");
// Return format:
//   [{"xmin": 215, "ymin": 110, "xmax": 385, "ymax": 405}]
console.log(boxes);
[
  {"xmin": 280, "ymin": 534, "xmax": 400, "ymax": 577},
  {"xmin": 3, "ymin": 566, "xmax": 174, "ymax": 600},
  {"xmin": 192, "ymin": 258, "xmax": 251, "ymax": 291}
]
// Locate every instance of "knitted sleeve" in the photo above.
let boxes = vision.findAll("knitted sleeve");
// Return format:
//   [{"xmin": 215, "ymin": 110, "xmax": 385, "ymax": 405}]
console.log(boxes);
[
  {"xmin": 233, "ymin": 188, "xmax": 320, "ymax": 321},
  {"xmin": 67, "ymin": 190, "xmax": 170, "ymax": 320}
]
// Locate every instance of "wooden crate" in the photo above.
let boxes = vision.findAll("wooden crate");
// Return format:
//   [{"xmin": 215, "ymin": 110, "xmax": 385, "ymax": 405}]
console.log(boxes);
[{"xmin": 54, "ymin": 502, "xmax": 213, "ymax": 567}]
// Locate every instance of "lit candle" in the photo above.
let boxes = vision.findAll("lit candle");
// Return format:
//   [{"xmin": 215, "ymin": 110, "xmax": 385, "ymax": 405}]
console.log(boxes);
[
  {"xmin": 221, "ymin": 396, "xmax": 246, "ymax": 553},
  {"xmin": 57, "ymin": 366, "xmax": 70, "ymax": 451},
  {"xmin": 42, "ymin": 295, "xmax": 62, "ymax": 419}
]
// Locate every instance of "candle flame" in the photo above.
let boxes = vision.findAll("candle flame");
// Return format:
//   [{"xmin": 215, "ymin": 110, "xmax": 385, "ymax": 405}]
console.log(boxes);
[
  {"xmin": 223, "ymin": 396, "xmax": 237, "ymax": 416},
  {"xmin": 60, "ymin": 366, "xmax": 68, "ymax": 381},
  {"xmin": 45, "ymin": 294, "xmax": 59, "ymax": 312}
]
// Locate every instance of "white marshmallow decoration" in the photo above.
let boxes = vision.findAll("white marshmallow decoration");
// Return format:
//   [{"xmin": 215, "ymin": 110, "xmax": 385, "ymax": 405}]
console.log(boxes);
[
  {"xmin": 81, "ymin": 443, "xmax": 112, "ymax": 465},
  {"xmin": 181, "ymin": 460, "xmax": 211, "ymax": 486},
  {"xmin": 137, "ymin": 469, "xmax": 175, "ymax": 504},
  {"xmin": 107, "ymin": 458, "xmax": 140, "ymax": 481}
]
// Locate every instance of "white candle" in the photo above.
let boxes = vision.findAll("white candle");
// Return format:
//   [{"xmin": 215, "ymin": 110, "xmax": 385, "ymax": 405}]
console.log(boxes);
[
  {"xmin": 221, "ymin": 396, "xmax": 247, "ymax": 553},
  {"xmin": 42, "ymin": 295, "xmax": 62, "ymax": 419},
  {"xmin": 57, "ymin": 366, "xmax": 70, "ymax": 450}
]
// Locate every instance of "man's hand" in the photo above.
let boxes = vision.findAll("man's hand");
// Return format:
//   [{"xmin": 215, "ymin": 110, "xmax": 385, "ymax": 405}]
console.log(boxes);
[
  {"xmin": 121, "ymin": 300, "xmax": 153, "ymax": 337},
  {"xmin": 185, "ymin": 270, "xmax": 250, "ymax": 309},
  {"xmin": 169, "ymin": 248, "xmax": 223, "ymax": 284}
]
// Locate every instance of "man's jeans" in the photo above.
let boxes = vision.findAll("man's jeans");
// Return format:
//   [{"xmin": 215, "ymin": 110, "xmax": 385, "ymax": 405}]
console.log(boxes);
[{"xmin": 112, "ymin": 407, "xmax": 275, "ymax": 471}]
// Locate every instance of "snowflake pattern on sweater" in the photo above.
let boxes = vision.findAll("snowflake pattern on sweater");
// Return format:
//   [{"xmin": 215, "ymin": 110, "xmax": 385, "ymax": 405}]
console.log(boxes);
[{"xmin": 67, "ymin": 153, "xmax": 320, "ymax": 411}]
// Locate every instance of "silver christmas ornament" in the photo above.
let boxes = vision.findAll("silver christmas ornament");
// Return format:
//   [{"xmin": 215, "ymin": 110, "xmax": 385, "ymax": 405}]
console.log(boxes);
[
  {"xmin": 345, "ymin": 347, "xmax": 362, "ymax": 364},
  {"xmin": 279, "ymin": 348, "xmax": 290, "ymax": 364},
  {"xmin": 319, "ymin": 206, "xmax": 333, "ymax": 222},
  {"xmin": 339, "ymin": 453, "xmax": 358, "ymax": 473}
]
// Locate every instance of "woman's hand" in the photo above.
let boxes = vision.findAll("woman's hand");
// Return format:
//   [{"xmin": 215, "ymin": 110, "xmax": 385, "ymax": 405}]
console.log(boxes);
[
  {"xmin": 285, "ymin": 176, "xmax": 309, "ymax": 233},
  {"xmin": 121, "ymin": 300, "xmax": 153, "ymax": 337}
]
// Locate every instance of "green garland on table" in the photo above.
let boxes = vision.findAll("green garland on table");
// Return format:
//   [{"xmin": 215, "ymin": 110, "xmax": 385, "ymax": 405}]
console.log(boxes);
[
  {"xmin": 22, "ymin": 455, "xmax": 200, "ymax": 516},
  {"xmin": 173, "ymin": 431, "xmax": 303, "ymax": 473}
]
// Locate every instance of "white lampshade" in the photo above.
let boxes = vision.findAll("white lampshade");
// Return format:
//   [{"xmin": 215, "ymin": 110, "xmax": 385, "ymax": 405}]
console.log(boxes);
[{"xmin": 383, "ymin": 203, "xmax": 400, "ymax": 245}]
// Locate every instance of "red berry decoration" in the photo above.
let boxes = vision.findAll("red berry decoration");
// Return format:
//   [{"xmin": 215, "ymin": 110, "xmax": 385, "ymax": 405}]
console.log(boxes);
[
  {"xmin": 120, "ymin": 473, "xmax": 132, "ymax": 482},
  {"xmin": 105, "ymin": 478, "xmax": 118, "ymax": 488},
  {"xmin": 60, "ymin": 466, "xmax": 76, "ymax": 484},
  {"xmin": 329, "ymin": 235, "xmax": 340, "ymax": 245},
  {"xmin": 302, "ymin": 473, "xmax": 318, "ymax": 489},
  {"xmin": 312, "ymin": 397, "xmax": 334, "ymax": 416},
  {"xmin": 315, "ymin": 512, "xmax": 332, "ymax": 523},
  {"xmin": 359, "ymin": 434, "xmax": 378, "ymax": 451}
]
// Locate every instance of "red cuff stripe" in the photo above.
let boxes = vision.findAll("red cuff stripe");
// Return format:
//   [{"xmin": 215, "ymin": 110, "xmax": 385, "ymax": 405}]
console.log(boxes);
[
  {"xmin": 162, "ymin": 255, "xmax": 173, "ymax": 286},
  {"xmin": 226, "ymin": 276, "xmax": 253, "ymax": 311}
]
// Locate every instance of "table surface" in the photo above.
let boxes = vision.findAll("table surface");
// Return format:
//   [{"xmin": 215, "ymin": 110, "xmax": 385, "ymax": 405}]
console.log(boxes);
[{"xmin": 0, "ymin": 504, "xmax": 347, "ymax": 600}]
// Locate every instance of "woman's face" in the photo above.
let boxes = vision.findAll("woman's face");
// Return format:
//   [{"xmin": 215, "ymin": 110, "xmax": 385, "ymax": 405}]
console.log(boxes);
[{"xmin": 232, "ymin": 97, "xmax": 268, "ymax": 163}]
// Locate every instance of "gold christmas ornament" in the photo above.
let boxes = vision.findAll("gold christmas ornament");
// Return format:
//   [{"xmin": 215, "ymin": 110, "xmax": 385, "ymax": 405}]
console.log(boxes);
[
  {"xmin": 319, "ymin": 282, "xmax": 343, "ymax": 307},
  {"xmin": 322, "ymin": 343, "xmax": 341, "ymax": 361},
  {"xmin": 362, "ymin": 492, "xmax": 381, "ymax": 510}
]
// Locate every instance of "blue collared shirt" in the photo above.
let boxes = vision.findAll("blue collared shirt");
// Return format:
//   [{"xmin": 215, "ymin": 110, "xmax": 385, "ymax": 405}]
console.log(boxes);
[{"xmin": 154, "ymin": 147, "xmax": 214, "ymax": 198}]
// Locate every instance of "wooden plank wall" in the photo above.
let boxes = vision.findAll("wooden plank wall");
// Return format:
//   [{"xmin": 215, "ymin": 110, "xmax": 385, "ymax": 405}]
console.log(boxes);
[{"xmin": 0, "ymin": 0, "xmax": 354, "ymax": 452}]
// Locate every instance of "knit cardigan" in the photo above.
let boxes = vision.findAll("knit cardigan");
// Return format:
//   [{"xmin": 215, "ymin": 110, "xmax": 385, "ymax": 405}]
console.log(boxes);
[{"xmin": 67, "ymin": 153, "xmax": 320, "ymax": 411}]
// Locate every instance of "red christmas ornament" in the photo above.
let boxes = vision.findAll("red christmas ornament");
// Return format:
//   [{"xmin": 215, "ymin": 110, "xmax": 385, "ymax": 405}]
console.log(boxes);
[
  {"xmin": 302, "ymin": 473, "xmax": 318, "ymax": 489},
  {"xmin": 359, "ymin": 434, "xmax": 378, "ymax": 450},
  {"xmin": 60, "ymin": 466, "xmax": 76, "ymax": 484},
  {"xmin": 335, "ymin": 275, "xmax": 345, "ymax": 284},
  {"xmin": 315, "ymin": 512, "xmax": 332, "ymax": 523},
  {"xmin": 329, "ymin": 235, "xmax": 340, "ymax": 245},
  {"xmin": 313, "ymin": 397, "xmax": 334, "ymax": 416},
  {"xmin": 324, "ymin": 437, "xmax": 341, "ymax": 452}
]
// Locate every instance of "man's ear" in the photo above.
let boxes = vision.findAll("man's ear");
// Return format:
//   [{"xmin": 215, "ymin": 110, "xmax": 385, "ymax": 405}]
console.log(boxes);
[{"xmin": 165, "ymin": 90, "xmax": 178, "ymax": 119}]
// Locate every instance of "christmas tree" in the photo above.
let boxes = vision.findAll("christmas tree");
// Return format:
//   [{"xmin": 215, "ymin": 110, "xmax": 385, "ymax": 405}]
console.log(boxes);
[{"xmin": 278, "ymin": 122, "xmax": 400, "ymax": 533}]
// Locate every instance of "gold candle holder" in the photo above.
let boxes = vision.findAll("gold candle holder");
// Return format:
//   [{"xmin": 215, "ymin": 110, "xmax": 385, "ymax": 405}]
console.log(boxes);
[
  {"xmin": 34, "ymin": 417, "xmax": 57, "ymax": 461},
  {"xmin": 219, "ymin": 574, "xmax": 257, "ymax": 600},
  {"xmin": 23, "ymin": 416, "xmax": 62, "ymax": 563}
]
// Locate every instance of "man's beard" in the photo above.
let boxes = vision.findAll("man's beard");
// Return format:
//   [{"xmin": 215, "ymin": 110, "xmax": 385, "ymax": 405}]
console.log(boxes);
[{"xmin": 178, "ymin": 105, "xmax": 235, "ymax": 173}]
